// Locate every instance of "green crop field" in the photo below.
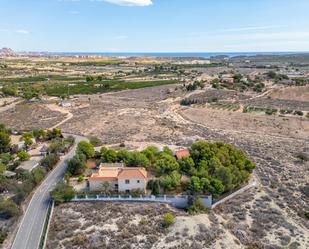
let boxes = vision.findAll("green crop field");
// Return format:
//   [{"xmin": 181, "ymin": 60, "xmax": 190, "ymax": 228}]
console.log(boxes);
[{"xmin": 45, "ymin": 79, "xmax": 178, "ymax": 96}]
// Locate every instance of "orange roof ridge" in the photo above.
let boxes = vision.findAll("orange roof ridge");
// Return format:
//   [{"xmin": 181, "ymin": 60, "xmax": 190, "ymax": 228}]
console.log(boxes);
[{"xmin": 89, "ymin": 166, "xmax": 148, "ymax": 181}]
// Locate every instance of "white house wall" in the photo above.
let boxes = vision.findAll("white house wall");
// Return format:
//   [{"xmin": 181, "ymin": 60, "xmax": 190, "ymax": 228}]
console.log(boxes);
[{"xmin": 118, "ymin": 178, "xmax": 146, "ymax": 192}]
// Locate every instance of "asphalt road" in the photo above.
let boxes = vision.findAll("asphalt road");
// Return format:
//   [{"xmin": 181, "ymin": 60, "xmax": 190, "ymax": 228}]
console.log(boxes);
[{"xmin": 11, "ymin": 134, "xmax": 86, "ymax": 249}]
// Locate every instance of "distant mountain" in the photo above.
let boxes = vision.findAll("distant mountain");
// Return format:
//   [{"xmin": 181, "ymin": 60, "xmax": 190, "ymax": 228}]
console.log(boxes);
[{"xmin": 0, "ymin": 47, "xmax": 16, "ymax": 56}]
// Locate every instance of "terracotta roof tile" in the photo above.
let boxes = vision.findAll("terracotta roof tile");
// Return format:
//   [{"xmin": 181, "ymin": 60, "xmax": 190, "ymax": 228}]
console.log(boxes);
[
  {"xmin": 175, "ymin": 149, "xmax": 190, "ymax": 160},
  {"xmin": 87, "ymin": 160, "xmax": 96, "ymax": 169},
  {"xmin": 88, "ymin": 166, "xmax": 148, "ymax": 181},
  {"xmin": 118, "ymin": 168, "xmax": 147, "ymax": 179}
]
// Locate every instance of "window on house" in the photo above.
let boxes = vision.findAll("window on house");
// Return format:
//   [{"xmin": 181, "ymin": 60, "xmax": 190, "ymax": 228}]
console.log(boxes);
[
  {"xmin": 125, "ymin": 179, "xmax": 130, "ymax": 184},
  {"xmin": 137, "ymin": 180, "xmax": 140, "ymax": 183}
]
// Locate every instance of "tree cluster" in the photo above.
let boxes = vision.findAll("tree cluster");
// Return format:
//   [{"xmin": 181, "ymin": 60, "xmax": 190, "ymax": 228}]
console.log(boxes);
[
  {"xmin": 66, "ymin": 141, "xmax": 94, "ymax": 176},
  {"xmin": 50, "ymin": 183, "xmax": 75, "ymax": 205},
  {"xmin": 186, "ymin": 141, "xmax": 255, "ymax": 197},
  {"xmin": 185, "ymin": 81, "xmax": 205, "ymax": 91}
]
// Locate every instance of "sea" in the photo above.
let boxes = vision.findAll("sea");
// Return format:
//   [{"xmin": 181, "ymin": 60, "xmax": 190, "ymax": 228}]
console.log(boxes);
[{"xmin": 43, "ymin": 52, "xmax": 307, "ymax": 58}]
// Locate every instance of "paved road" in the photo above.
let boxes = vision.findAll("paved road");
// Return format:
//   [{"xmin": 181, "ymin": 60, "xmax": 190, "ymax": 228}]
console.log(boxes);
[{"xmin": 11, "ymin": 134, "xmax": 86, "ymax": 249}]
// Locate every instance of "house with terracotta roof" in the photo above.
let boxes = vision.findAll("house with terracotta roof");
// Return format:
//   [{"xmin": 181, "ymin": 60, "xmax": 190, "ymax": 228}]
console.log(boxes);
[
  {"xmin": 175, "ymin": 148, "xmax": 190, "ymax": 160},
  {"xmin": 88, "ymin": 163, "xmax": 148, "ymax": 193}
]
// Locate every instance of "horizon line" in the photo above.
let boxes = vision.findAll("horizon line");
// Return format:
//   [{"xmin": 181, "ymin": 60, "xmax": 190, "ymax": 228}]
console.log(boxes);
[{"xmin": 14, "ymin": 50, "xmax": 309, "ymax": 54}]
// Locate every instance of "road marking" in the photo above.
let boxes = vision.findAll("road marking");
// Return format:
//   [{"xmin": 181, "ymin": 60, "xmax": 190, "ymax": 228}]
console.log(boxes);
[{"xmin": 11, "ymin": 135, "xmax": 87, "ymax": 249}]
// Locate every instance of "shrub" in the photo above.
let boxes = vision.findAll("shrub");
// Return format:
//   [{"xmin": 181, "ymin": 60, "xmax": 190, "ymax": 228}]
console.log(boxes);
[
  {"xmin": 156, "ymin": 154, "xmax": 179, "ymax": 175},
  {"xmin": 47, "ymin": 140, "xmax": 66, "ymax": 154},
  {"xmin": 142, "ymin": 145, "xmax": 159, "ymax": 164},
  {"xmin": 127, "ymin": 151, "xmax": 151, "ymax": 168},
  {"xmin": 76, "ymin": 141, "xmax": 95, "ymax": 159},
  {"xmin": 188, "ymin": 198, "xmax": 208, "ymax": 215},
  {"xmin": 67, "ymin": 153, "xmax": 86, "ymax": 176},
  {"xmin": 50, "ymin": 183, "xmax": 75, "ymax": 205},
  {"xmin": 266, "ymin": 71, "xmax": 277, "ymax": 79},
  {"xmin": 280, "ymin": 109, "xmax": 293, "ymax": 115},
  {"xmin": 46, "ymin": 128, "xmax": 62, "ymax": 140},
  {"xmin": 0, "ymin": 163, "xmax": 6, "ymax": 175},
  {"xmin": 0, "ymin": 153, "xmax": 12, "ymax": 165},
  {"xmin": 17, "ymin": 150, "xmax": 30, "ymax": 161},
  {"xmin": 64, "ymin": 136, "xmax": 75, "ymax": 146},
  {"xmin": 151, "ymin": 180, "xmax": 160, "ymax": 196},
  {"xmin": 40, "ymin": 154, "xmax": 60, "ymax": 170},
  {"xmin": 19, "ymin": 132, "xmax": 34, "ymax": 149},
  {"xmin": 160, "ymin": 171, "xmax": 181, "ymax": 191},
  {"xmin": 304, "ymin": 211, "xmax": 309, "ymax": 220},
  {"xmin": 0, "ymin": 229, "xmax": 7, "ymax": 244},
  {"xmin": 139, "ymin": 217, "xmax": 148, "ymax": 225},
  {"xmin": 2, "ymin": 85, "xmax": 17, "ymax": 96},
  {"xmin": 89, "ymin": 136, "xmax": 102, "ymax": 147},
  {"xmin": 0, "ymin": 199, "xmax": 20, "ymax": 218},
  {"xmin": 0, "ymin": 130, "xmax": 11, "ymax": 153},
  {"xmin": 100, "ymin": 147, "xmax": 118, "ymax": 163},
  {"xmin": 163, "ymin": 213, "xmax": 174, "ymax": 227},
  {"xmin": 294, "ymin": 110, "xmax": 304, "ymax": 116},
  {"xmin": 78, "ymin": 175, "xmax": 85, "ymax": 182},
  {"xmin": 32, "ymin": 128, "xmax": 46, "ymax": 141},
  {"xmin": 296, "ymin": 152, "xmax": 309, "ymax": 162},
  {"xmin": 265, "ymin": 108, "xmax": 277, "ymax": 115},
  {"xmin": 32, "ymin": 167, "xmax": 46, "ymax": 184}
]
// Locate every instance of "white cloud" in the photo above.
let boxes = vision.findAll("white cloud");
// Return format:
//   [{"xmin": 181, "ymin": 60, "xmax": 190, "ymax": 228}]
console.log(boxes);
[
  {"xmin": 101, "ymin": 0, "xmax": 152, "ymax": 6},
  {"xmin": 0, "ymin": 29, "xmax": 30, "ymax": 34},
  {"xmin": 15, "ymin": 30, "xmax": 30, "ymax": 34},
  {"xmin": 220, "ymin": 25, "xmax": 285, "ymax": 32}
]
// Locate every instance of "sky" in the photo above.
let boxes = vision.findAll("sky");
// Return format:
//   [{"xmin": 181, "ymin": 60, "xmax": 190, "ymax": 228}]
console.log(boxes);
[{"xmin": 0, "ymin": 0, "xmax": 309, "ymax": 52}]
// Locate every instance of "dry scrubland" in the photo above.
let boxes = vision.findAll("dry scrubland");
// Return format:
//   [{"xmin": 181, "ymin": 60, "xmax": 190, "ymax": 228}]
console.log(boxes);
[
  {"xmin": 0, "ymin": 103, "xmax": 66, "ymax": 130},
  {"xmin": 269, "ymin": 85, "xmax": 309, "ymax": 102},
  {"xmin": 46, "ymin": 201, "xmax": 243, "ymax": 249},
  {"xmin": 1, "ymin": 84, "xmax": 309, "ymax": 248}
]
